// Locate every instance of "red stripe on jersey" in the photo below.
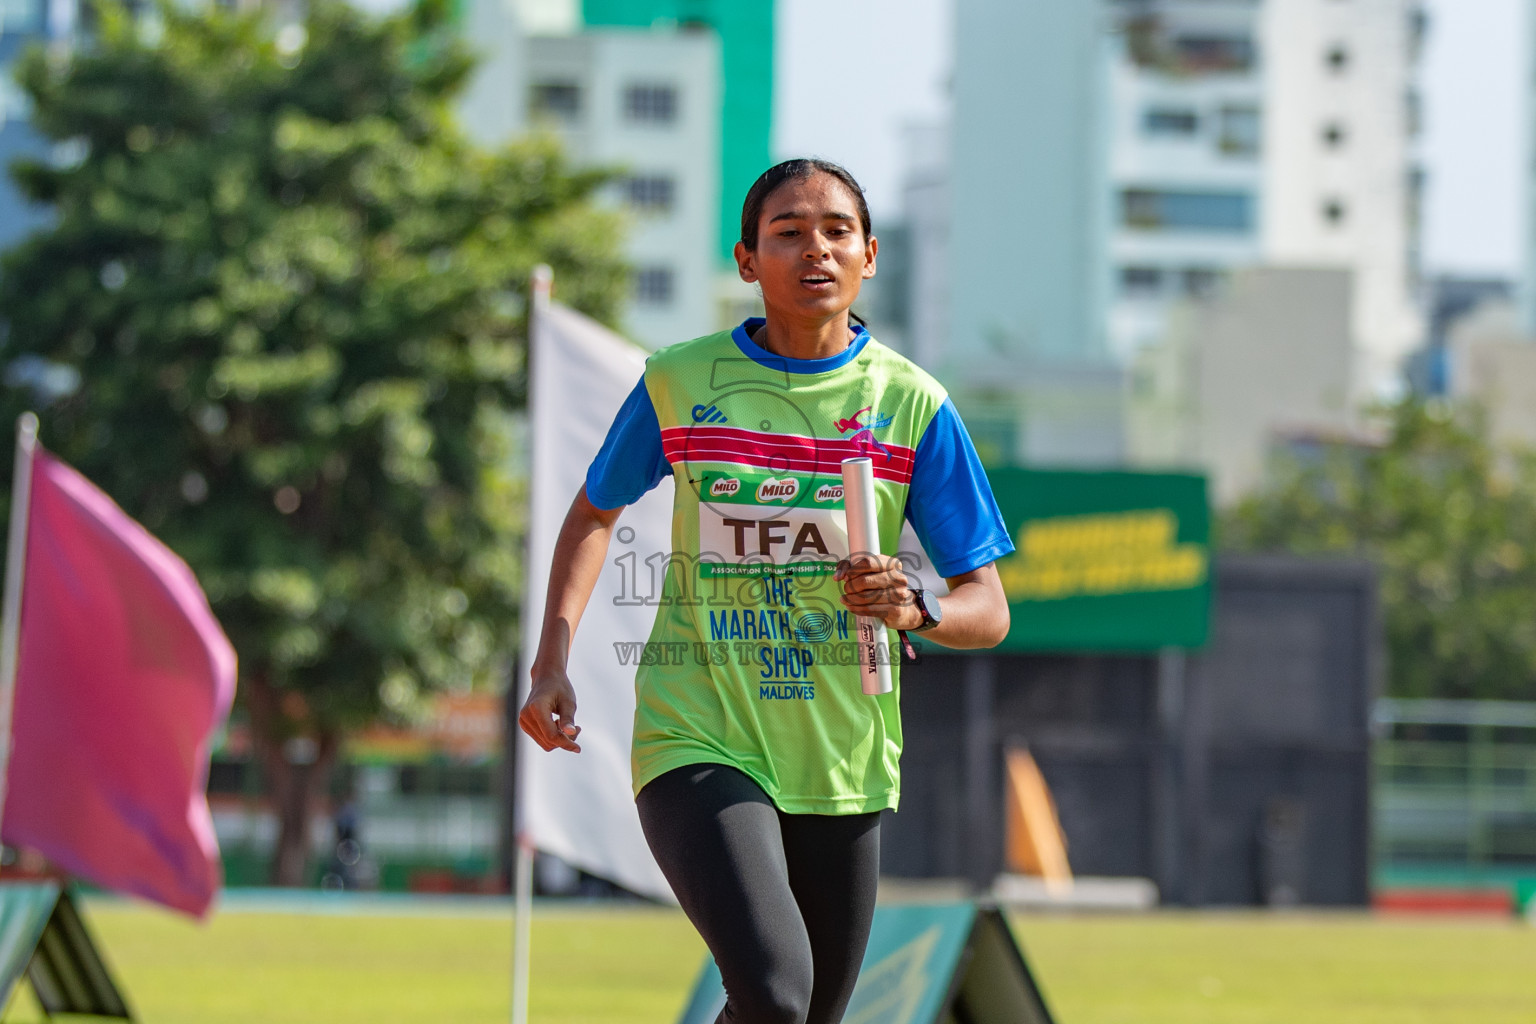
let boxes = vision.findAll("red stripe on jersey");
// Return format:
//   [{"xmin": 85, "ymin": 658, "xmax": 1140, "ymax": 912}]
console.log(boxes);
[{"xmin": 661, "ymin": 426, "xmax": 915, "ymax": 484}]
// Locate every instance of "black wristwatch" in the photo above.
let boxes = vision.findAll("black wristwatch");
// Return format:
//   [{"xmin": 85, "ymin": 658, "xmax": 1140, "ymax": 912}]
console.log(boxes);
[{"xmin": 911, "ymin": 588, "xmax": 943, "ymax": 633}]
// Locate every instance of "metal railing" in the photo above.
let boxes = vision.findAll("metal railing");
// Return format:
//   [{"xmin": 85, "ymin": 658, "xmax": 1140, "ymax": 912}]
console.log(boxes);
[{"xmin": 1374, "ymin": 699, "xmax": 1536, "ymax": 876}]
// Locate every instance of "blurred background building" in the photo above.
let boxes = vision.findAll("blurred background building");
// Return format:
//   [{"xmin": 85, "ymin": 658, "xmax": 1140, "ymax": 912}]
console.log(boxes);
[
  {"xmin": 913, "ymin": 0, "xmax": 1428, "ymax": 477},
  {"xmin": 577, "ymin": 0, "xmax": 773, "ymax": 333},
  {"xmin": 523, "ymin": 30, "xmax": 722, "ymax": 348},
  {"xmin": 451, "ymin": 0, "xmax": 770, "ymax": 349}
]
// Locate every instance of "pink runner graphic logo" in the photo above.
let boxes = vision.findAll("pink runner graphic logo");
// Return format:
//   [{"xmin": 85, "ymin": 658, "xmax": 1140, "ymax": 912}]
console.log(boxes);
[{"xmin": 834, "ymin": 406, "xmax": 894, "ymax": 462}]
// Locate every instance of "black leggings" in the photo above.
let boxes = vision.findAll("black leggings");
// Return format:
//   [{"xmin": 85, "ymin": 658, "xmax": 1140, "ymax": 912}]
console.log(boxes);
[{"xmin": 636, "ymin": 764, "xmax": 881, "ymax": 1024}]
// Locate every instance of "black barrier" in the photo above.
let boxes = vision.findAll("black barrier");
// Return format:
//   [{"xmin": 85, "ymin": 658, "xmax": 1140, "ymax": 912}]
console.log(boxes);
[
  {"xmin": 675, "ymin": 902, "xmax": 1054, "ymax": 1024},
  {"xmin": 0, "ymin": 883, "xmax": 131, "ymax": 1019},
  {"xmin": 888, "ymin": 555, "xmax": 1377, "ymax": 907}
]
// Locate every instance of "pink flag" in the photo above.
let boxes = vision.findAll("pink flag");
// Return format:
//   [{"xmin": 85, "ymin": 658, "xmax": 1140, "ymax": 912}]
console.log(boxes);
[{"xmin": 2, "ymin": 449, "xmax": 236, "ymax": 918}]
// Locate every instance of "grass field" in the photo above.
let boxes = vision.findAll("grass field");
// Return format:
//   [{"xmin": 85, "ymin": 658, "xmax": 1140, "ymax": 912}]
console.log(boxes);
[{"xmin": 9, "ymin": 897, "xmax": 1535, "ymax": 1023}]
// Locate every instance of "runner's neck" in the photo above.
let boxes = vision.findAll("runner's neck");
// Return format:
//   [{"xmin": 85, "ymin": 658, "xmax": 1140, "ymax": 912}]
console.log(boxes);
[{"xmin": 751, "ymin": 316, "xmax": 858, "ymax": 362}]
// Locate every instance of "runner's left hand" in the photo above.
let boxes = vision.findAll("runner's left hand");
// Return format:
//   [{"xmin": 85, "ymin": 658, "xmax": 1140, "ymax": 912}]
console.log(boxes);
[{"xmin": 835, "ymin": 553, "xmax": 922, "ymax": 630}]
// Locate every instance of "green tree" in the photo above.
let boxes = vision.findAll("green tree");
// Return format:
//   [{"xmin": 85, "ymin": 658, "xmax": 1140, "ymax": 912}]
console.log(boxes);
[
  {"xmin": 1224, "ymin": 401, "xmax": 1536, "ymax": 702},
  {"xmin": 0, "ymin": 0, "xmax": 626, "ymax": 883}
]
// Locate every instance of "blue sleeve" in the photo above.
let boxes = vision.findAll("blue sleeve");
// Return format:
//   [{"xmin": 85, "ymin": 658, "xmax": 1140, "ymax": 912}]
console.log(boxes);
[
  {"xmin": 904, "ymin": 398, "xmax": 1016, "ymax": 578},
  {"xmin": 585, "ymin": 375, "xmax": 671, "ymax": 510}
]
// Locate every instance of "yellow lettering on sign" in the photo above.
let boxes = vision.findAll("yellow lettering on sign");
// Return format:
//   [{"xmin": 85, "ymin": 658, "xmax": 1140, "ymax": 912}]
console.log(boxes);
[{"xmin": 997, "ymin": 509, "xmax": 1207, "ymax": 601}]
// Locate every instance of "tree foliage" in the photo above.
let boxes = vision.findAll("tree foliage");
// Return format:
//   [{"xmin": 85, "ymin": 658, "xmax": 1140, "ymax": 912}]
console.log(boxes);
[
  {"xmin": 1223, "ymin": 401, "xmax": 1536, "ymax": 702},
  {"xmin": 0, "ymin": 0, "xmax": 627, "ymax": 880}
]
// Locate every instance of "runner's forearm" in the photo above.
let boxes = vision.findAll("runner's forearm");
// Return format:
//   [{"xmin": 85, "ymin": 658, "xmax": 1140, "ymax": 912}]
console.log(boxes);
[
  {"xmin": 532, "ymin": 485, "xmax": 623, "ymax": 674},
  {"xmin": 920, "ymin": 564, "xmax": 1009, "ymax": 650}
]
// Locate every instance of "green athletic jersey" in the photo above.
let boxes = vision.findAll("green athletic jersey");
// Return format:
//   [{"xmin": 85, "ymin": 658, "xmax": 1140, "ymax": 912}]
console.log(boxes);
[{"xmin": 587, "ymin": 321, "xmax": 1012, "ymax": 814}]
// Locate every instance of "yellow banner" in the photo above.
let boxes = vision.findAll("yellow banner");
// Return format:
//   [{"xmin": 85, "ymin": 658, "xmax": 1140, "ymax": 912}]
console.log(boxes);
[{"xmin": 996, "ymin": 508, "xmax": 1208, "ymax": 601}]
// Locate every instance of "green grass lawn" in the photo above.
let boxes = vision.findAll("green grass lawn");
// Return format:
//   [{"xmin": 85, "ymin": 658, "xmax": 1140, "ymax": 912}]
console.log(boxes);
[
  {"xmin": 9, "ymin": 899, "xmax": 1534, "ymax": 1023},
  {"xmin": 1012, "ymin": 913, "xmax": 1536, "ymax": 1024}
]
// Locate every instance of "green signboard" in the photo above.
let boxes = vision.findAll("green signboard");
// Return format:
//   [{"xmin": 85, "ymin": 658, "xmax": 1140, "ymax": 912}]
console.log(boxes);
[
  {"xmin": 677, "ymin": 902, "xmax": 1054, "ymax": 1024},
  {"xmin": 981, "ymin": 468, "xmax": 1211, "ymax": 652}
]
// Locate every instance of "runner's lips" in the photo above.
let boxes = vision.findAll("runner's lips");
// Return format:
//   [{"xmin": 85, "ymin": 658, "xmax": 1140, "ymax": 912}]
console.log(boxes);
[{"xmin": 800, "ymin": 271, "xmax": 836, "ymax": 289}]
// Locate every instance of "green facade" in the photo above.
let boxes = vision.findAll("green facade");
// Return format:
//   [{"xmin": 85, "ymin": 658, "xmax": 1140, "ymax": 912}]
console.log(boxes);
[{"xmin": 583, "ymin": 0, "xmax": 774, "ymax": 263}]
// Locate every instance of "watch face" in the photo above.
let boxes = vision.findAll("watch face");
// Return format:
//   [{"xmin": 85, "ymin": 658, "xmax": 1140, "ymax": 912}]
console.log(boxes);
[{"xmin": 918, "ymin": 588, "xmax": 942, "ymax": 627}]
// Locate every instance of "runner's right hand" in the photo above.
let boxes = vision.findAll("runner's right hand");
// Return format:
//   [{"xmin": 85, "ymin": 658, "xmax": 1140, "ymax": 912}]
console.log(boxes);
[{"xmin": 520, "ymin": 666, "xmax": 582, "ymax": 753}]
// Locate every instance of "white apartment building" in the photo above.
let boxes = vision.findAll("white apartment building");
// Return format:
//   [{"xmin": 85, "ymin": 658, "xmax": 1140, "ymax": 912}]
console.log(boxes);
[
  {"xmin": 1107, "ymin": 4, "xmax": 1265, "ymax": 360},
  {"xmin": 1111, "ymin": 0, "xmax": 1425, "ymax": 398},
  {"xmin": 1259, "ymin": 0, "xmax": 1424, "ymax": 396},
  {"xmin": 523, "ymin": 31, "xmax": 721, "ymax": 351},
  {"xmin": 941, "ymin": 0, "xmax": 1426, "ymax": 463},
  {"xmin": 454, "ymin": 4, "xmax": 722, "ymax": 352}
]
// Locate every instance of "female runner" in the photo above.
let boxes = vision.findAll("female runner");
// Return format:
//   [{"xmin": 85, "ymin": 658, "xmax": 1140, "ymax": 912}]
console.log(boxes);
[{"xmin": 520, "ymin": 159, "xmax": 1014, "ymax": 1024}]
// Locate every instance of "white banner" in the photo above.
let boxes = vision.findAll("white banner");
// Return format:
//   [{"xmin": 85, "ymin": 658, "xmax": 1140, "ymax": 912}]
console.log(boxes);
[{"xmin": 519, "ymin": 301, "xmax": 675, "ymax": 904}]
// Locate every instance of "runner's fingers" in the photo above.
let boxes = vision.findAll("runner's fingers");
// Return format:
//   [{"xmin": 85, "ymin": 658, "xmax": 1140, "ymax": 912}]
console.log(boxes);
[
  {"xmin": 518, "ymin": 705, "xmax": 556, "ymax": 750},
  {"xmin": 841, "ymin": 583, "xmax": 897, "ymax": 607},
  {"xmin": 519, "ymin": 711, "xmax": 555, "ymax": 751},
  {"xmin": 836, "ymin": 553, "xmax": 902, "ymax": 580},
  {"xmin": 843, "ymin": 600, "xmax": 904, "ymax": 624},
  {"xmin": 524, "ymin": 708, "xmax": 580, "ymax": 753},
  {"xmin": 844, "ymin": 569, "xmax": 909, "ymax": 594},
  {"xmin": 520, "ymin": 691, "xmax": 577, "ymax": 752},
  {"xmin": 842, "ymin": 574, "xmax": 911, "ymax": 600},
  {"xmin": 840, "ymin": 586, "xmax": 912, "ymax": 610}
]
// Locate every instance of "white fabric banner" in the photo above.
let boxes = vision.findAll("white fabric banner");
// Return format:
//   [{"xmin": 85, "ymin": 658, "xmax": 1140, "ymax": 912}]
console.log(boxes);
[{"xmin": 519, "ymin": 301, "xmax": 675, "ymax": 904}]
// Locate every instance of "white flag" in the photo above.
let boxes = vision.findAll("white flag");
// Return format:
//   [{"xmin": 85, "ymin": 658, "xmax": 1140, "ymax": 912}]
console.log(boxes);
[{"xmin": 520, "ymin": 301, "xmax": 675, "ymax": 903}]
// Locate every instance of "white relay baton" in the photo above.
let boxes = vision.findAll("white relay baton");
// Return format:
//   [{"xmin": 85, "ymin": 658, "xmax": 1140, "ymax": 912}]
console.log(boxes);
[{"xmin": 841, "ymin": 457, "xmax": 894, "ymax": 696}]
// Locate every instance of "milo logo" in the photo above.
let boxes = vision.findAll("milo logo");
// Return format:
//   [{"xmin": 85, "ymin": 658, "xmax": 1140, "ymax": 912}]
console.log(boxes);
[
  {"xmin": 756, "ymin": 477, "xmax": 800, "ymax": 503},
  {"xmin": 710, "ymin": 477, "xmax": 741, "ymax": 498},
  {"xmin": 814, "ymin": 484, "xmax": 843, "ymax": 503}
]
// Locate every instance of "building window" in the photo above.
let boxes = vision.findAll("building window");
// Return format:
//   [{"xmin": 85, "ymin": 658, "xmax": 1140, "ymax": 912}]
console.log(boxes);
[
  {"xmin": 1323, "ymin": 198, "xmax": 1347, "ymax": 227},
  {"xmin": 1143, "ymin": 107, "xmax": 1199, "ymax": 136},
  {"xmin": 1125, "ymin": 17, "xmax": 1255, "ymax": 75},
  {"xmin": 634, "ymin": 266, "xmax": 675, "ymax": 305},
  {"xmin": 1182, "ymin": 268, "xmax": 1224, "ymax": 299},
  {"xmin": 1120, "ymin": 266, "xmax": 1164, "ymax": 297},
  {"xmin": 530, "ymin": 81, "xmax": 581, "ymax": 121},
  {"xmin": 1410, "ymin": 6, "xmax": 1429, "ymax": 60},
  {"xmin": 1406, "ymin": 166, "xmax": 1425, "ymax": 235},
  {"xmin": 624, "ymin": 84, "xmax": 678, "ymax": 124},
  {"xmin": 1122, "ymin": 189, "xmax": 1255, "ymax": 233},
  {"xmin": 1322, "ymin": 122, "xmax": 1347, "ymax": 149},
  {"xmin": 626, "ymin": 175, "xmax": 676, "ymax": 213},
  {"xmin": 1326, "ymin": 45, "xmax": 1350, "ymax": 73},
  {"xmin": 1169, "ymin": 35, "xmax": 1256, "ymax": 73},
  {"xmin": 1217, "ymin": 105, "xmax": 1261, "ymax": 157}
]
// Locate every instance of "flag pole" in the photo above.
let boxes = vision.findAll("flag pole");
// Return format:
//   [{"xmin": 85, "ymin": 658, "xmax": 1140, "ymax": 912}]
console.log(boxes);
[
  {"xmin": 0, "ymin": 413, "xmax": 40, "ymax": 856},
  {"xmin": 512, "ymin": 835, "xmax": 534, "ymax": 1024},
  {"xmin": 512, "ymin": 265, "xmax": 553, "ymax": 1024}
]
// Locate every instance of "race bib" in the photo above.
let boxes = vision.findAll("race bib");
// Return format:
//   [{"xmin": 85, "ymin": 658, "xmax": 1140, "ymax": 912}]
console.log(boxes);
[{"xmin": 697, "ymin": 471, "xmax": 849, "ymax": 578}]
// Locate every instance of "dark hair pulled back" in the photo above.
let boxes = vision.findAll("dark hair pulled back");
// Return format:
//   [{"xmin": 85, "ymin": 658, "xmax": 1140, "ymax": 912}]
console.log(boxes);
[{"xmin": 738, "ymin": 159, "xmax": 873, "ymax": 252}]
